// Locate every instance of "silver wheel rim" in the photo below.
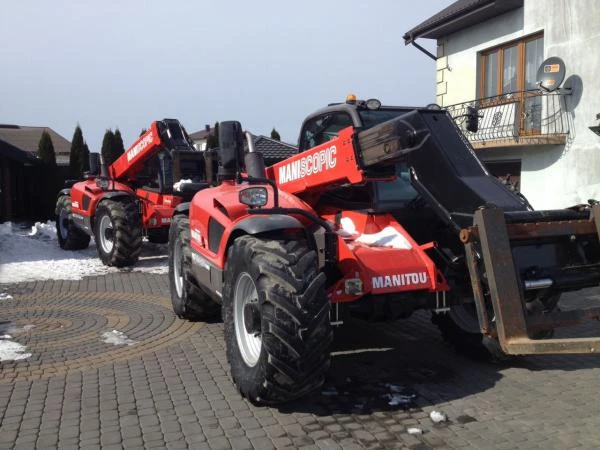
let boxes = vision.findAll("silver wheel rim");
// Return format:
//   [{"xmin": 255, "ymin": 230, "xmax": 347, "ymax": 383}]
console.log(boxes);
[
  {"xmin": 173, "ymin": 237, "xmax": 184, "ymax": 298},
  {"xmin": 98, "ymin": 215, "xmax": 114, "ymax": 254},
  {"xmin": 234, "ymin": 272, "xmax": 261, "ymax": 367},
  {"xmin": 59, "ymin": 208, "xmax": 70, "ymax": 240}
]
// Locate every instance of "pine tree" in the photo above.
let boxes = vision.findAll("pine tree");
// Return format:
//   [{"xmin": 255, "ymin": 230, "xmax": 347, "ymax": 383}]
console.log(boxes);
[
  {"xmin": 38, "ymin": 130, "xmax": 57, "ymax": 166},
  {"xmin": 113, "ymin": 129, "xmax": 125, "ymax": 158},
  {"xmin": 270, "ymin": 127, "xmax": 281, "ymax": 141},
  {"xmin": 69, "ymin": 125, "xmax": 85, "ymax": 178},
  {"xmin": 206, "ymin": 122, "xmax": 220, "ymax": 149},
  {"xmin": 101, "ymin": 129, "xmax": 115, "ymax": 166},
  {"xmin": 81, "ymin": 142, "xmax": 90, "ymax": 173},
  {"xmin": 37, "ymin": 130, "xmax": 58, "ymax": 218}
]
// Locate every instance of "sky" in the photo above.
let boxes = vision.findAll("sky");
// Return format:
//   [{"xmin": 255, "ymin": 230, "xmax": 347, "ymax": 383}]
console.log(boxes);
[{"xmin": 0, "ymin": 0, "xmax": 451, "ymax": 151}]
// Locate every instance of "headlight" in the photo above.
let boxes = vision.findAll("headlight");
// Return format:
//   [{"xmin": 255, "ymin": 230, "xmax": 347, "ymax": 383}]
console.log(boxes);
[{"xmin": 239, "ymin": 187, "xmax": 268, "ymax": 207}]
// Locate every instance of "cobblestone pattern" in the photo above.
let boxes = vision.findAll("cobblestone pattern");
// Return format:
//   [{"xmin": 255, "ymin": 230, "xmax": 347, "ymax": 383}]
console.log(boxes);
[{"xmin": 0, "ymin": 273, "xmax": 599, "ymax": 449}]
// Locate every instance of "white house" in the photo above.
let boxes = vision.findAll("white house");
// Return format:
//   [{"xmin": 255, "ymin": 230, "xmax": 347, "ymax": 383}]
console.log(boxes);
[{"xmin": 404, "ymin": 0, "xmax": 600, "ymax": 209}]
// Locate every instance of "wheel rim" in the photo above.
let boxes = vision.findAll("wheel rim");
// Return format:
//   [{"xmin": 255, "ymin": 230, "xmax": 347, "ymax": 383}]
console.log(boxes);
[
  {"xmin": 59, "ymin": 208, "xmax": 70, "ymax": 240},
  {"xmin": 234, "ymin": 272, "xmax": 261, "ymax": 367},
  {"xmin": 98, "ymin": 215, "xmax": 114, "ymax": 254},
  {"xmin": 173, "ymin": 237, "xmax": 184, "ymax": 298}
]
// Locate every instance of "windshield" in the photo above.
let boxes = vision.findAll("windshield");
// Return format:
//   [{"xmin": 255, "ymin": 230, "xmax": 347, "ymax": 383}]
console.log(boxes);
[{"xmin": 358, "ymin": 109, "xmax": 411, "ymax": 130}]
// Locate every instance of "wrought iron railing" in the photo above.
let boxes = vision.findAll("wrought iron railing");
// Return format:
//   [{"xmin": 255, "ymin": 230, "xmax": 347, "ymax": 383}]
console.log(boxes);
[{"xmin": 445, "ymin": 89, "xmax": 571, "ymax": 145}]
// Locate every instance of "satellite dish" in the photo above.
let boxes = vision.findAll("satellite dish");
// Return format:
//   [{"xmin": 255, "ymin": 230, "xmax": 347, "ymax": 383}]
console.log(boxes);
[{"xmin": 536, "ymin": 57, "xmax": 566, "ymax": 92}]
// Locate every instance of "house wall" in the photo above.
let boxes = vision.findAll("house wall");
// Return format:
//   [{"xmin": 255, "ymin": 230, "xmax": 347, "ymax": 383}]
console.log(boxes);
[{"xmin": 436, "ymin": 0, "xmax": 600, "ymax": 209}]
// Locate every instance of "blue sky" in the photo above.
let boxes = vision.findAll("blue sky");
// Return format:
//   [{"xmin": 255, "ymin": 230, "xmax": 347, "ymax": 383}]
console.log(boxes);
[{"xmin": 0, "ymin": 0, "xmax": 451, "ymax": 150}]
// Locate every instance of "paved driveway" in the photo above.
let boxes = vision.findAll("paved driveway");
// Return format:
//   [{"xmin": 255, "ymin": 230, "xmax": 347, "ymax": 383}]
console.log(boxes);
[{"xmin": 1, "ymin": 273, "xmax": 599, "ymax": 449}]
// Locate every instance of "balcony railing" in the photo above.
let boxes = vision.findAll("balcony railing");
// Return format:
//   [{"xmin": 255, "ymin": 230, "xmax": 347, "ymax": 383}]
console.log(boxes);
[{"xmin": 445, "ymin": 89, "xmax": 571, "ymax": 149}]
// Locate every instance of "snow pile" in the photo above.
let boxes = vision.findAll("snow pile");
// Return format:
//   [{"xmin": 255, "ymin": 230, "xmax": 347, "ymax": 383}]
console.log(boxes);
[
  {"xmin": 0, "ymin": 293, "xmax": 13, "ymax": 300},
  {"xmin": 407, "ymin": 427, "xmax": 423, "ymax": 435},
  {"xmin": 355, "ymin": 226, "xmax": 412, "ymax": 250},
  {"xmin": 0, "ymin": 336, "xmax": 31, "ymax": 361},
  {"xmin": 336, "ymin": 218, "xmax": 413, "ymax": 249},
  {"xmin": 384, "ymin": 383, "xmax": 415, "ymax": 406},
  {"xmin": 173, "ymin": 179, "xmax": 193, "ymax": 192},
  {"xmin": 27, "ymin": 221, "xmax": 57, "ymax": 240},
  {"xmin": 101, "ymin": 330, "xmax": 137, "ymax": 346},
  {"xmin": 0, "ymin": 221, "xmax": 168, "ymax": 283},
  {"xmin": 429, "ymin": 410, "xmax": 448, "ymax": 423}
]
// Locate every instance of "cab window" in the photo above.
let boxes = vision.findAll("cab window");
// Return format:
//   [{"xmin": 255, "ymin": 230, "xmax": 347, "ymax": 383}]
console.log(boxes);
[{"xmin": 300, "ymin": 113, "xmax": 353, "ymax": 152}]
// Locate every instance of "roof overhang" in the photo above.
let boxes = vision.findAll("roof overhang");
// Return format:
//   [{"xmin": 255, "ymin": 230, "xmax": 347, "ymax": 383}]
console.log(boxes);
[
  {"xmin": 0, "ymin": 139, "xmax": 39, "ymax": 164},
  {"xmin": 403, "ymin": 0, "xmax": 523, "ymax": 44}
]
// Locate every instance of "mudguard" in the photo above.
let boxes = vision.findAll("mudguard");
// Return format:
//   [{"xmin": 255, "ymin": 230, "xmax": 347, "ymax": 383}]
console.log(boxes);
[
  {"xmin": 57, "ymin": 188, "xmax": 71, "ymax": 199},
  {"xmin": 230, "ymin": 214, "xmax": 304, "ymax": 235}
]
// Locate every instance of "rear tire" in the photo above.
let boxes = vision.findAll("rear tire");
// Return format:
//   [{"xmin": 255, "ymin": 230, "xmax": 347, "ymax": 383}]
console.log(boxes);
[
  {"xmin": 55, "ymin": 195, "xmax": 90, "ymax": 250},
  {"xmin": 168, "ymin": 215, "xmax": 220, "ymax": 320},
  {"xmin": 94, "ymin": 198, "xmax": 142, "ymax": 267},
  {"xmin": 223, "ymin": 235, "xmax": 332, "ymax": 405}
]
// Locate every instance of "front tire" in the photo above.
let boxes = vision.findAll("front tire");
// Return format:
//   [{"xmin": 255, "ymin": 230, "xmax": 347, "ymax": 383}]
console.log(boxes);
[
  {"xmin": 223, "ymin": 235, "xmax": 332, "ymax": 405},
  {"xmin": 94, "ymin": 198, "xmax": 142, "ymax": 267},
  {"xmin": 55, "ymin": 195, "xmax": 90, "ymax": 250},
  {"xmin": 168, "ymin": 215, "xmax": 220, "ymax": 320}
]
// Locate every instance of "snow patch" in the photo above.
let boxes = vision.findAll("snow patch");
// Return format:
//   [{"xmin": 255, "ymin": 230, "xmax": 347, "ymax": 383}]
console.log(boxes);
[
  {"xmin": 7, "ymin": 324, "xmax": 35, "ymax": 334},
  {"xmin": 0, "ymin": 337, "xmax": 31, "ymax": 361},
  {"xmin": 173, "ymin": 179, "xmax": 193, "ymax": 192},
  {"xmin": 338, "ymin": 217, "xmax": 358, "ymax": 237},
  {"xmin": 355, "ymin": 226, "xmax": 412, "ymax": 249},
  {"xmin": 0, "ymin": 221, "xmax": 168, "ymax": 283},
  {"xmin": 386, "ymin": 393, "xmax": 415, "ymax": 406},
  {"xmin": 429, "ymin": 410, "xmax": 448, "ymax": 423},
  {"xmin": 407, "ymin": 427, "xmax": 423, "ymax": 435},
  {"xmin": 0, "ymin": 293, "xmax": 13, "ymax": 301},
  {"xmin": 101, "ymin": 330, "xmax": 137, "ymax": 346}
]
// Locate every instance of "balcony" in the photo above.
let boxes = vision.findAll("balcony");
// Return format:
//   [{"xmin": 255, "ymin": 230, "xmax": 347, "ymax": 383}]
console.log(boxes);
[{"xmin": 445, "ymin": 89, "xmax": 571, "ymax": 149}]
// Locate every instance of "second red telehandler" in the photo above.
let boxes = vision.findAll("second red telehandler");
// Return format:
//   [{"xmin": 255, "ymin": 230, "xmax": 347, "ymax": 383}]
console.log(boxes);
[{"xmin": 56, "ymin": 119, "xmax": 210, "ymax": 266}]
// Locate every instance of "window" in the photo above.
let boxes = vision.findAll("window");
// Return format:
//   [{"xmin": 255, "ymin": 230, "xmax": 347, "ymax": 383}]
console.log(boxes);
[
  {"xmin": 299, "ymin": 113, "xmax": 353, "ymax": 151},
  {"xmin": 479, "ymin": 33, "xmax": 544, "ymax": 98}
]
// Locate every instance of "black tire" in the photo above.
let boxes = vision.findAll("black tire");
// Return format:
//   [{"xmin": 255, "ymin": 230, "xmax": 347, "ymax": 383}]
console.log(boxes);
[
  {"xmin": 147, "ymin": 227, "xmax": 169, "ymax": 244},
  {"xmin": 432, "ymin": 305, "xmax": 509, "ymax": 362},
  {"xmin": 94, "ymin": 198, "xmax": 142, "ymax": 267},
  {"xmin": 55, "ymin": 195, "xmax": 91, "ymax": 250},
  {"xmin": 168, "ymin": 215, "xmax": 220, "ymax": 320},
  {"xmin": 223, "ymin": 235, "xmax": 332, "ymax": 405}
]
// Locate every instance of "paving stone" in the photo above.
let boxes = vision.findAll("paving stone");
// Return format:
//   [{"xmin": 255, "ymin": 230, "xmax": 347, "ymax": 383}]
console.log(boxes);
[{"xmin": 1, "ymin": 273, "xmax": 600, "ymax": 450}]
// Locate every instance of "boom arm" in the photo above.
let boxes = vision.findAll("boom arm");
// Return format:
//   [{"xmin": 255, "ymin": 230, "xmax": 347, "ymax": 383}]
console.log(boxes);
[
  {"xmin": 268, "ymin": 110, "xmax": 430, "ymax": 196},
  {"xmin": 108, "ymin": 119, "xmax": 195, "ymax": 181}
]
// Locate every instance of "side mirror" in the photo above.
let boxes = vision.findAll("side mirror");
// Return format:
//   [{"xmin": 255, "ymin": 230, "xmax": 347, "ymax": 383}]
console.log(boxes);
[
  {"xmin": 466, "ymin": 106, "xmax": 480, "ymax": 133},
  {"xmin": 217, "ymin": 121, "xmax": 244, "ymax": 181},
  {"xmin": 88, "ymin": 153, "xmax": 101, "ymax": 176}
]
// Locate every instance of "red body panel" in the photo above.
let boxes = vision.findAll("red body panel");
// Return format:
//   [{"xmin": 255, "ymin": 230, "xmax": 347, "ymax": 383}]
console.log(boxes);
[
  {"xmin": 109, "ymin": 122, "xmax": 163, "ymax": 181},
  {"xmin": 324, "ymin": 211, "xmax": 447, "ymax": 303},
  {"xmin": 189, "ymin": 181, "xmax": 314, "ymax": 269},
  {"xmin": 69, "ymin": 179, "xmax": 183, "ymax": 229}
]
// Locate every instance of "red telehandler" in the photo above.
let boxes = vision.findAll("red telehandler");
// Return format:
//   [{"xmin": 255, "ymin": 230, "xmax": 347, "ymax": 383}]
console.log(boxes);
[
  {"xmin": 56, "ymin": 119, "xmax": 210, "ymax": 267},
  {"xmin": 169, "ymin": 97, "xmax": 600, "ymax": 404}
]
